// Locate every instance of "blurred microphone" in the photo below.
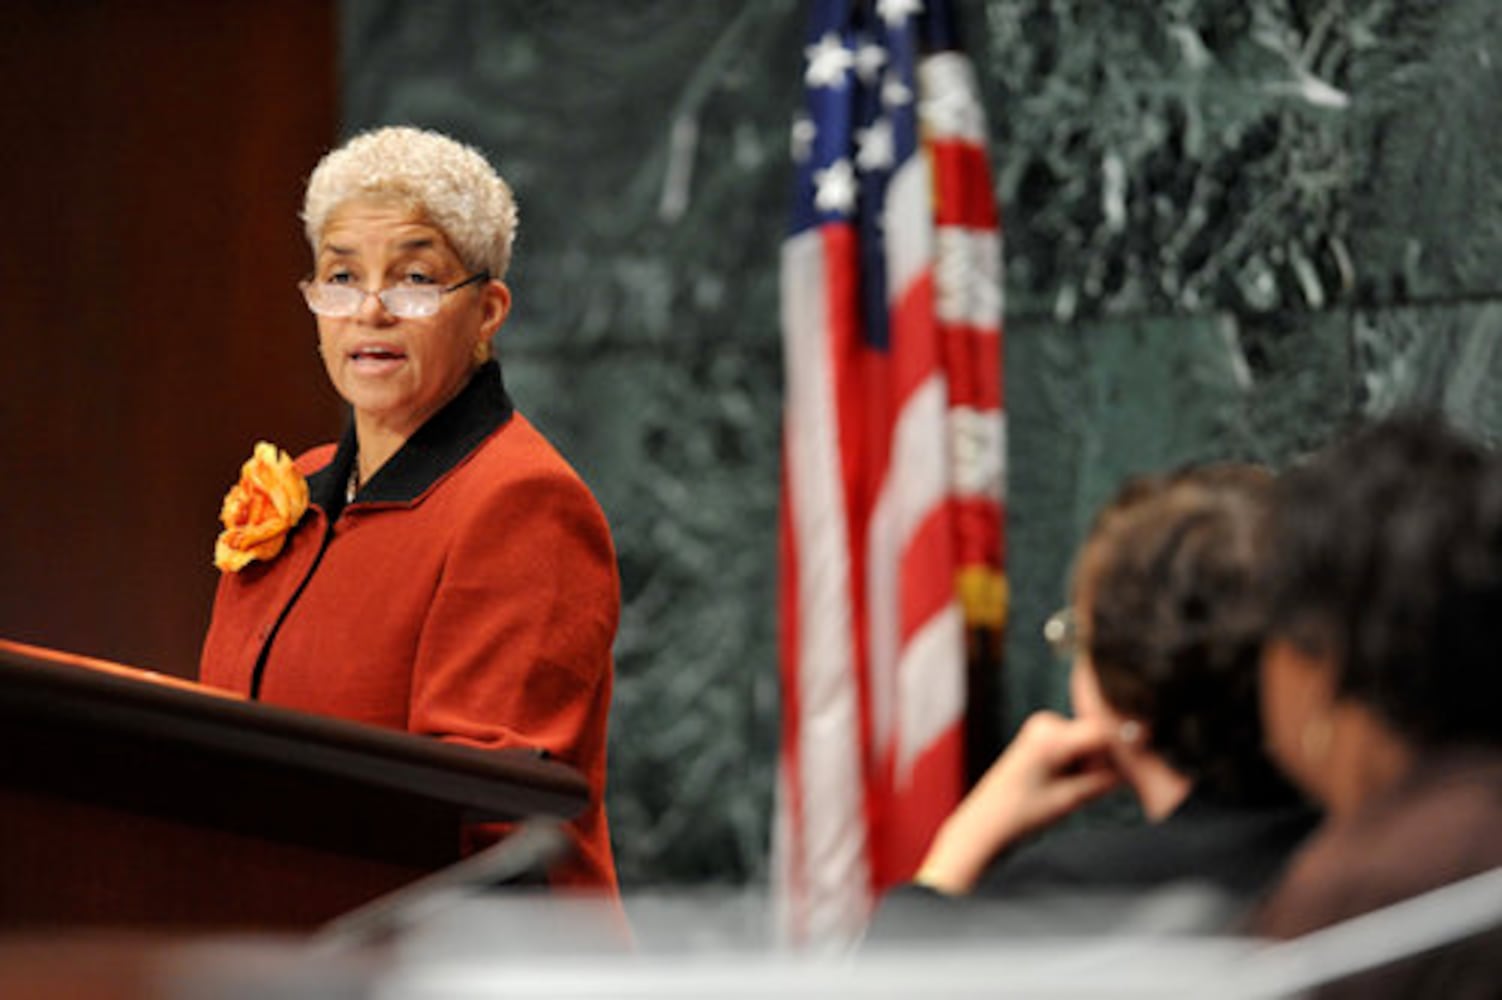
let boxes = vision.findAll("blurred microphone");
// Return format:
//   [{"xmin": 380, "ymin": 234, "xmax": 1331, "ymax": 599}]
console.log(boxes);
[{"xmin": 309, "ymin": 819, "xmax": 570, "ymax": 953}]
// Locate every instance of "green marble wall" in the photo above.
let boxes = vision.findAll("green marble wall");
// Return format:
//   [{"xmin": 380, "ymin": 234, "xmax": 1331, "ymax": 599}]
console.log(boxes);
[{"xmin": 339, "ymin": 0, "xmax": 1502, "ymax": 886}]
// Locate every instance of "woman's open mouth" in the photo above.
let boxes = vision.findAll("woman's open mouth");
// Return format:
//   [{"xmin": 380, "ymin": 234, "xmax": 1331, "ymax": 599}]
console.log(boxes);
[{"xmin": 349, "ymin": 344, "xmax": 408, "ymax": 371}]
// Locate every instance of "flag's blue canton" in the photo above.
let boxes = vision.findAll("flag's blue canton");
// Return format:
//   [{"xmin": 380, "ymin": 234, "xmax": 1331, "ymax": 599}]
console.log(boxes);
[{"xmin": 790, "ymin": 0, "xmax": 927, "ymax": 350}]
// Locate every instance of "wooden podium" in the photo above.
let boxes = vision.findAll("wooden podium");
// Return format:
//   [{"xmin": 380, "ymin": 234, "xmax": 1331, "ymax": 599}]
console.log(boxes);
[{"xmin": 0, "ymin": 639, "xmax": 589, "ymax": 931}]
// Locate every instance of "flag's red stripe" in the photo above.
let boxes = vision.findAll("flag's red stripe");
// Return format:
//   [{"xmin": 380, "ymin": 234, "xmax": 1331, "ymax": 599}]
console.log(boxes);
[
  {"xmin": 876, "ymin": 720, "xmax": 966, "ymax": 884},
  {"xmin": 889, "ymin": 270, "xmax": 941, "ymax": 408},
  {"xmin": 899, "ymin": 505, "xmax": 960, "ymax": 644},
  {"xmin": 954, "ymin": 495, "xmax": 1005, "ymax": 568},
  {"xmin": 941, "ymin": 324, "xmax": 1002, "ymax": 410},
  {"xmin": 822, "ymin": 224, "xmax": 868, "ymax": 522},
  {"xmin": 859, "ymin": 348, "xmax": 894, "ymax": 544},
  {"xmin": 930, "ymin": 140, "xmax": 1000, "ymax": 229}
]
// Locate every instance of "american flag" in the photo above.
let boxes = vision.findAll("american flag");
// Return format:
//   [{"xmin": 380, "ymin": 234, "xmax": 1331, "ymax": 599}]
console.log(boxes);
[{"xmin": 775, "ymin": 0, "xmax": 1006, "ymax": 944}]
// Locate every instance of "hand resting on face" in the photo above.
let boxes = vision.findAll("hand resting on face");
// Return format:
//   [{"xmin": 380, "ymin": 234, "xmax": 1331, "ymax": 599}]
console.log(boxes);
[{"xmin": 914, "ymin": 711, "xmax": 1123, "ymax": 895}]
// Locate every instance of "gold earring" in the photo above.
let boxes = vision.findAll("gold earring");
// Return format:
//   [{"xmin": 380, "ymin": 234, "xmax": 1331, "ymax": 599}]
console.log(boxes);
[{"xmin": 473, "ymin": 338, "xmax": 492, "ymax": 365}]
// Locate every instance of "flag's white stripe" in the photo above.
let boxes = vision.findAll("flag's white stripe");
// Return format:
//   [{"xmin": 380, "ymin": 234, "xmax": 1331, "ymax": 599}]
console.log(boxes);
[
  {"xmin": 865, "ymin": 486, "xmax": 898, "ymax": 763},
  {"xmin": 866, "ymin": 373, "xmax": 953, "ymax": 762},
  {"xmin": 777, "ymin": 230, "xmax": 870, "ymax": 944},
  {"xmin": 917, "ymin": 52, "xmax": 989, "ymax": 144},
  {"xmin": 888, "ymin": 375, "xmax": 953, "ymax": 562},
  {"xmin": 883, "ymin": 155, "xmax": 932, "ymax": 302},
  {"xmin": 950, "ymin": 406, "xmax": 1006, "ymax": 502},
  {"xmin": 895, "ymin": 602, "xmax": 966, "ymax": 783},
  {"xmin": 934, "ymin": 226, "xmax": 1003, "ymax": 329}
]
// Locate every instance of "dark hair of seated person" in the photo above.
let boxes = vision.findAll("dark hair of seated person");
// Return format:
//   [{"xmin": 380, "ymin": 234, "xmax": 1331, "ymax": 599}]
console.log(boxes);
[
  {"xmin": 1263, "ymin": 413, "xmax": 1502, "ymax": 752},
  {"xmin": 1079, "ymin": 463, "xmax": 1302, "ymax": 809}
]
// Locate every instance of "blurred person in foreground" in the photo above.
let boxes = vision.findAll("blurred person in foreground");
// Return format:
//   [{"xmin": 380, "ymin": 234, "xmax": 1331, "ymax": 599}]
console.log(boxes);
[
  {"xmin": 1252, "ymin": 414, "xmax": 1502, "ymax": 994},
  {"xmin": 199, "ymin": 126, "xmax": 619, "ymax": 892},
  {"xmin": 902, "ymin": 465, "xmax": 1315, "ymax": 918}
]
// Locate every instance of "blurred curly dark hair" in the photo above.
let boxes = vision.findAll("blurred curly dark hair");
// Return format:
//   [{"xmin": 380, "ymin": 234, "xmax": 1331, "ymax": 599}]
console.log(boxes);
[
  {"xmin": 1080, "ymin": 463, "xmax": 1294, "ymax": 805},
  {"xmin": 1265, "ymin": 412, "xmax": 1502, "ymax": 751}
]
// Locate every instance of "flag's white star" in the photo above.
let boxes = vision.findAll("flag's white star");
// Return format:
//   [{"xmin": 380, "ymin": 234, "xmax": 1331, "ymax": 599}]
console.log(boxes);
[
  {"xmin": 882, "ymin": 72, "xmax": 914, "ymax": 108},
  {"xmin": 877, "ymin": 0, "xmax": 924, "ymax": 27},
  {"xmin": 804, "ymin": 32, "xmax": 854, "ymax": 88},
  {"xmin": 813, "ymin": 158, "xmax": 858, "ymax": 215},
  {"xmin": 856, "ymin": 118, "xmax": 895, "ymax": 171},
  {"xmin": 790, "ymin": 114, "xmax": 816, "ymax": 163},
  {"xmin": 854, "ymin": 41, "xmax": 886, "ymax": 84}
]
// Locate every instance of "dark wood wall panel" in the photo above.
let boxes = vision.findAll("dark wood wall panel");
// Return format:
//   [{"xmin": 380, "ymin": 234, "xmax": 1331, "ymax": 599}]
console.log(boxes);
[{"xmin": 0, "ymin": 1, "xmax": 342, "ymax": 677}]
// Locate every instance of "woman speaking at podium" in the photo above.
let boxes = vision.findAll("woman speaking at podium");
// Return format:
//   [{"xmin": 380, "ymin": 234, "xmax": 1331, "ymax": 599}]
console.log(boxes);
[{"xmin": 198, "ymin": 126, "xmax": 619, "ymax": 893}]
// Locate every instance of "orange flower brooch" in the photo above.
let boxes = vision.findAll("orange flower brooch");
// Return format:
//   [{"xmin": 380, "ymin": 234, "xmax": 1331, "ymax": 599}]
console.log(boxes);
[{"xmin": 213, "ymin": 442, "xmax": 310, "ymax": 572}]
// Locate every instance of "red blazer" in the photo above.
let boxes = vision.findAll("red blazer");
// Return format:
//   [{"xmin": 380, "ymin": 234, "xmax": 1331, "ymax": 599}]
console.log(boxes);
[{"xmin": 200, "ymin": 363, "xmax": 619, "ymax": 893}]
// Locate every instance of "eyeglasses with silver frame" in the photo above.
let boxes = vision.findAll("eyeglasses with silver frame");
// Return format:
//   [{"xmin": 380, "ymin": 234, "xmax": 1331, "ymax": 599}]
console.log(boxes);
[{"xmin": 299, "ymin": 270, "xmax": 490, "ymax": 319}]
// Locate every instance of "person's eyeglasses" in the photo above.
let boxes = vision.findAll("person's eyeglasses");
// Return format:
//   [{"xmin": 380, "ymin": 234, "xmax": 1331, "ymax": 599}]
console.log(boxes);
[
  {"xmin": 1043, "ymin": 606, "xmax": 1080, "ymax": 662},
  {"xmin": 299, "ymin": 271, "xmax": 490, "ymax": 319}
]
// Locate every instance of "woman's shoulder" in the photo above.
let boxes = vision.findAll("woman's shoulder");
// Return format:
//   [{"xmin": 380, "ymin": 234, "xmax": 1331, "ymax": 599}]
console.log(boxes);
[
  {"xmin": 442, "ymin": 411, "xmax": 610, "ymax": 527},
  {"xmin": 1254, "ymin": 752, "xmax": 1502, "ymax": 939},
  {"xmin": 472, "ymin": 412, "xmax": 594, "ymax": 489},
  {"xmin": 441, "ymin": 412, "xmax": 618, "ymax": 573}
]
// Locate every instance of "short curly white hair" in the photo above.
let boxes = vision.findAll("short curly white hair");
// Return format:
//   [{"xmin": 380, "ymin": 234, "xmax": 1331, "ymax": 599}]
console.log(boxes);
[{"xmin": 302, "ymin": 125, "xmax": 518, "ymax": 279}]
